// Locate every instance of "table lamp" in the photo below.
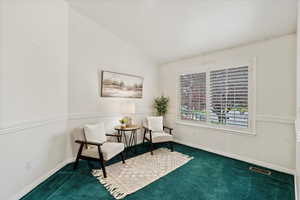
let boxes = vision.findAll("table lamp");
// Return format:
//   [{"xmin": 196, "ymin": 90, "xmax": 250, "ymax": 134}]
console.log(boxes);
[{"xmin": 120, "ymin": 102, "xmax": 135, "ymax": 127}]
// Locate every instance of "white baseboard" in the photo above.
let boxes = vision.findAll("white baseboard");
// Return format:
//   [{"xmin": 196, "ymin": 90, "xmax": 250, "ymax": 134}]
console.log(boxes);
[
  {"xmin": 9, "ymin": 157, "xmax": 75, "ymax": 200},
  {"xmin": 174, "ymin": 139, "xmax": 295, "ymax": 175}
]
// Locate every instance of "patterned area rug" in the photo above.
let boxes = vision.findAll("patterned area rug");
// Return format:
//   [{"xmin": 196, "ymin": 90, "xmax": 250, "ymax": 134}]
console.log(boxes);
[{"xmin": 92, "ymin": 148, "xmax": 193, "ymax": 199}]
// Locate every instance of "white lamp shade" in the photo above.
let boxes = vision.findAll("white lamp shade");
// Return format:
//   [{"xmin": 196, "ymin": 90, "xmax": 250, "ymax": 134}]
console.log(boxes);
[{"xmin": 120, "ymin": 102, "xmax": 136, "ymax": 114}]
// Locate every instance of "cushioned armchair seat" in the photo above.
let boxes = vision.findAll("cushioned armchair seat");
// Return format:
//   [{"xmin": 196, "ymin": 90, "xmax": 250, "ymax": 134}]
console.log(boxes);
[
  {"xmin": 82, "ymin": 142, "xmax": 125, "ymax": 161},
  {"xmin": 146, "ymin": 131, "xmax": 173, "ymax": 143}
]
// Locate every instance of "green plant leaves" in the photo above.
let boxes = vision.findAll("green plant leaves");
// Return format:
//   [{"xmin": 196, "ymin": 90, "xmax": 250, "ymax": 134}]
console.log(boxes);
[{"xmin": 154, "ymin": 96, "xmax": 169, "ymax": 116}]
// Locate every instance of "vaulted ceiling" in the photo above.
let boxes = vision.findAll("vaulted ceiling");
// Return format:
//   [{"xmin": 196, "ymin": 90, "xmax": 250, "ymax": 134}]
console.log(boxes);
[{"xmin": 68, "ymin": 0, "xmax": 297, "ymax": 64}]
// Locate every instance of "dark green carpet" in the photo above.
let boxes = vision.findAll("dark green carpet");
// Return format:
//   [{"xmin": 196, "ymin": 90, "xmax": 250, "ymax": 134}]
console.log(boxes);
[{"xmin": 21, "ymin": 143, "xmax": 294, "ymax": 200}]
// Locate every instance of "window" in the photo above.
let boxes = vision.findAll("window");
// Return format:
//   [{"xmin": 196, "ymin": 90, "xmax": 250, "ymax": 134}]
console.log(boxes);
[
  {"xmin": 180, "ymin": 72, "xmax": 206, "ymax": 121},
  {"xmin": 209, "ymin": 66, "xmax": 249, "ymax": 128},
  {"xmin": 179, "ymin": 65, "xmax": 252, "ymax": 131}
]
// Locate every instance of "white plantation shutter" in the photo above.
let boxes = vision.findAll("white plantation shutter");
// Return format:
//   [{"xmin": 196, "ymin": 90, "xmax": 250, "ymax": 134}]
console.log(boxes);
[
  {"xmin": 178, "ymin": 65, "xmax": 251, "ymax": 131},
  {"xmin": 180, "ymin": 72, "xmax": 206, "ymax": 121},
  {"xmin": 209, "ymin": 66, "xmax": 249, "ymax": 128}
]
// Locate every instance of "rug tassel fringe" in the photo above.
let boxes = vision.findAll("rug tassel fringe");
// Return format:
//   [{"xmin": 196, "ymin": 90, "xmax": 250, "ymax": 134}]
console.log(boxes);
[{"xmin": 93, "ymin": 172, "xmax": 127, "ymax": 199}]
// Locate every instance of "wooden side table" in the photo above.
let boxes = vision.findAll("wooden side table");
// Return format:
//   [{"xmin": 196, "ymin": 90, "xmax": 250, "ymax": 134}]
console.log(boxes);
[{"xmin": 114, "ymin": 125, "xmax": 140, "ymax": 154}]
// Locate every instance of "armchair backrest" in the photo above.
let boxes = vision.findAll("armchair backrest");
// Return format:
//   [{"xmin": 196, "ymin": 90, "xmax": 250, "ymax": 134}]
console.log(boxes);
[
  {"xmin": 83, "ymin": 122, "xmax": 107, "ymax": 144},
  {"xmin": 147, "ymin": 116, "xmax": 163, "ymax": 132}
]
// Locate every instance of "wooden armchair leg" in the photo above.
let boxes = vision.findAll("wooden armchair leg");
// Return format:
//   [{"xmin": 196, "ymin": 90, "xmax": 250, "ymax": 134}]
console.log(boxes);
[
  {"xmin": 169, "ymin": 142, "xmax": 174, "ymax": 152},
  {"xmin": 150, "ymin": 142, "xmax": 154, "ymax": 155},
  {"xmin": 148, "ymin": 130, "xmax": 154, "ymax": 155},
  {"xmin": 100, "ymin": 160, "xmax": 107, "ymax": 178},
  {"xmin": 98, "ymin": 146, "xmax": 107, "ymax": 178},
  {"xmin": 143, "ymin": 129, "xmax": 147, "ymax": 144},
  {"xmin": 120, "ymin": 152, "xmax": 125, "ymax": 164},
  {"xmin": 117, "ymin": 131, "xmax": 122, "ymax": 143},
  {"xmin": 73, "ymin": 143, "xmax": 84, "ymax": 170}
]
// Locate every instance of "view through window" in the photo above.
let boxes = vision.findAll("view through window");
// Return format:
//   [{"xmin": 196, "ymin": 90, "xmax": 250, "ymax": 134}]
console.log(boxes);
[{"xmin": 180, "ymin": 66, "xmax": 249, "ymax": 129}]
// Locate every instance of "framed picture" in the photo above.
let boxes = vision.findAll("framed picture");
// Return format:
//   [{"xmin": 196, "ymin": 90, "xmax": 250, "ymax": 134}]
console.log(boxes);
[{"xmin": 100, "ymin": 70, "xmax": 143, "ymax": 98}]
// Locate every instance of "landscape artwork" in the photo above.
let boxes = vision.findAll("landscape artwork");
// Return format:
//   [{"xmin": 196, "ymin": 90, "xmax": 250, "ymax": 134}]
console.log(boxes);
[{"xmin": 100, "ymin": 71, "xmax": 143, "ymax": 98}]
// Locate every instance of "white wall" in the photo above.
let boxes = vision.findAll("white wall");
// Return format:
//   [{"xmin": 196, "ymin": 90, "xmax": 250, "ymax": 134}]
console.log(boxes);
[
  {"xmin": 0, "ymin": 3, "xmax": 160, "ymax": 199},
  {"xmin": 295, "ymin": 0, "xmax": 300, "ymax": 197},
  {"xmin": 66, "ymin": 7, "xmax": 160, "ymax": 158},
  {"xmin": 160, "ymin": 34, "xmax": 296, "ymax": 172},
  {"xmin": 0, "ymin": 0, "xmax": 69, "ymax": 199}
]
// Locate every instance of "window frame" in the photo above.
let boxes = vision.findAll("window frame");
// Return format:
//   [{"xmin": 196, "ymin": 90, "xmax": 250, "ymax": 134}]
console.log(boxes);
[{"xmin": 176, "ymin": 58, "xmax": 256, "ymax": 135}]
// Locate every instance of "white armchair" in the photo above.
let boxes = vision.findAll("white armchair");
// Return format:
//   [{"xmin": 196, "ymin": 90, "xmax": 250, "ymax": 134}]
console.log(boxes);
[
  {"xmin": 73, "ymin": 122, "xmax": 125, "ymax": 178},
  {"xmin": 142, "ymin": 116, "xmax": 173, "ymax": 155}
]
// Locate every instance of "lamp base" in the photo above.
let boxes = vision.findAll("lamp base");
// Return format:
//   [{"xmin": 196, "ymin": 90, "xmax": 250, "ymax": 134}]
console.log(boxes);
[{"xmin": 124, "ymin": 116, "xmax": 133, "ymax": 127}]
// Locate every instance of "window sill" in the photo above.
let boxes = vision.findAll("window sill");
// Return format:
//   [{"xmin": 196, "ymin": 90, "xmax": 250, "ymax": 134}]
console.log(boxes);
[{"xmin": 175, "ymin": 120, "xmax": 256, "ymax": 136}]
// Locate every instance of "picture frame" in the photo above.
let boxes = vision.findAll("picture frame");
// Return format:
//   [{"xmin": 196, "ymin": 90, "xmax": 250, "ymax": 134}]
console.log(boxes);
[{"xmin": 100, "ymin": 70, "xmax": 144, "ymax": 98}]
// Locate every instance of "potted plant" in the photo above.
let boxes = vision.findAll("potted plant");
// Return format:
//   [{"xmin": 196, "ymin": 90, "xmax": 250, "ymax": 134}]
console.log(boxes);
[
  {"xmin": 154, "ymin": 96, "xmax": 169, "ymax": 116},
  {"xmin": 119, "ymin": 118, "xmax": 128, "ymax": 128}
]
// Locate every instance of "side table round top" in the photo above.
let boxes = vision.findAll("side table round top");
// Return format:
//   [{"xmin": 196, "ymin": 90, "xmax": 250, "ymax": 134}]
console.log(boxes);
[{"xmin": 115, "ymin": 125, "xmax": 140, "ymax": 131}]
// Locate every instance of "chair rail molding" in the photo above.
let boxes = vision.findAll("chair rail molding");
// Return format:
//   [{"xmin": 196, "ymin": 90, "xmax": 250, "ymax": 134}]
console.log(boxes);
[
  {"xmin": 68, "ymin": 112, "xmax": 152, "ymax": 121},
  {"xmin": 165, "ymin": 113, "xmax": 295, "ymax": 125},
  {"xmin": 0, "ymin": 112, "xmax": 152, "ymax": 135},
  {"xmin": 256, "ymin": 114, "xmax": 295, "ymax": 125},
  {"xmin": 0, "ymin": 115, "xmax": 68, "ymax": 135},
  {"xmin": 295, "ymin": 118, "xmax": 300, "ymax": 143}
]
